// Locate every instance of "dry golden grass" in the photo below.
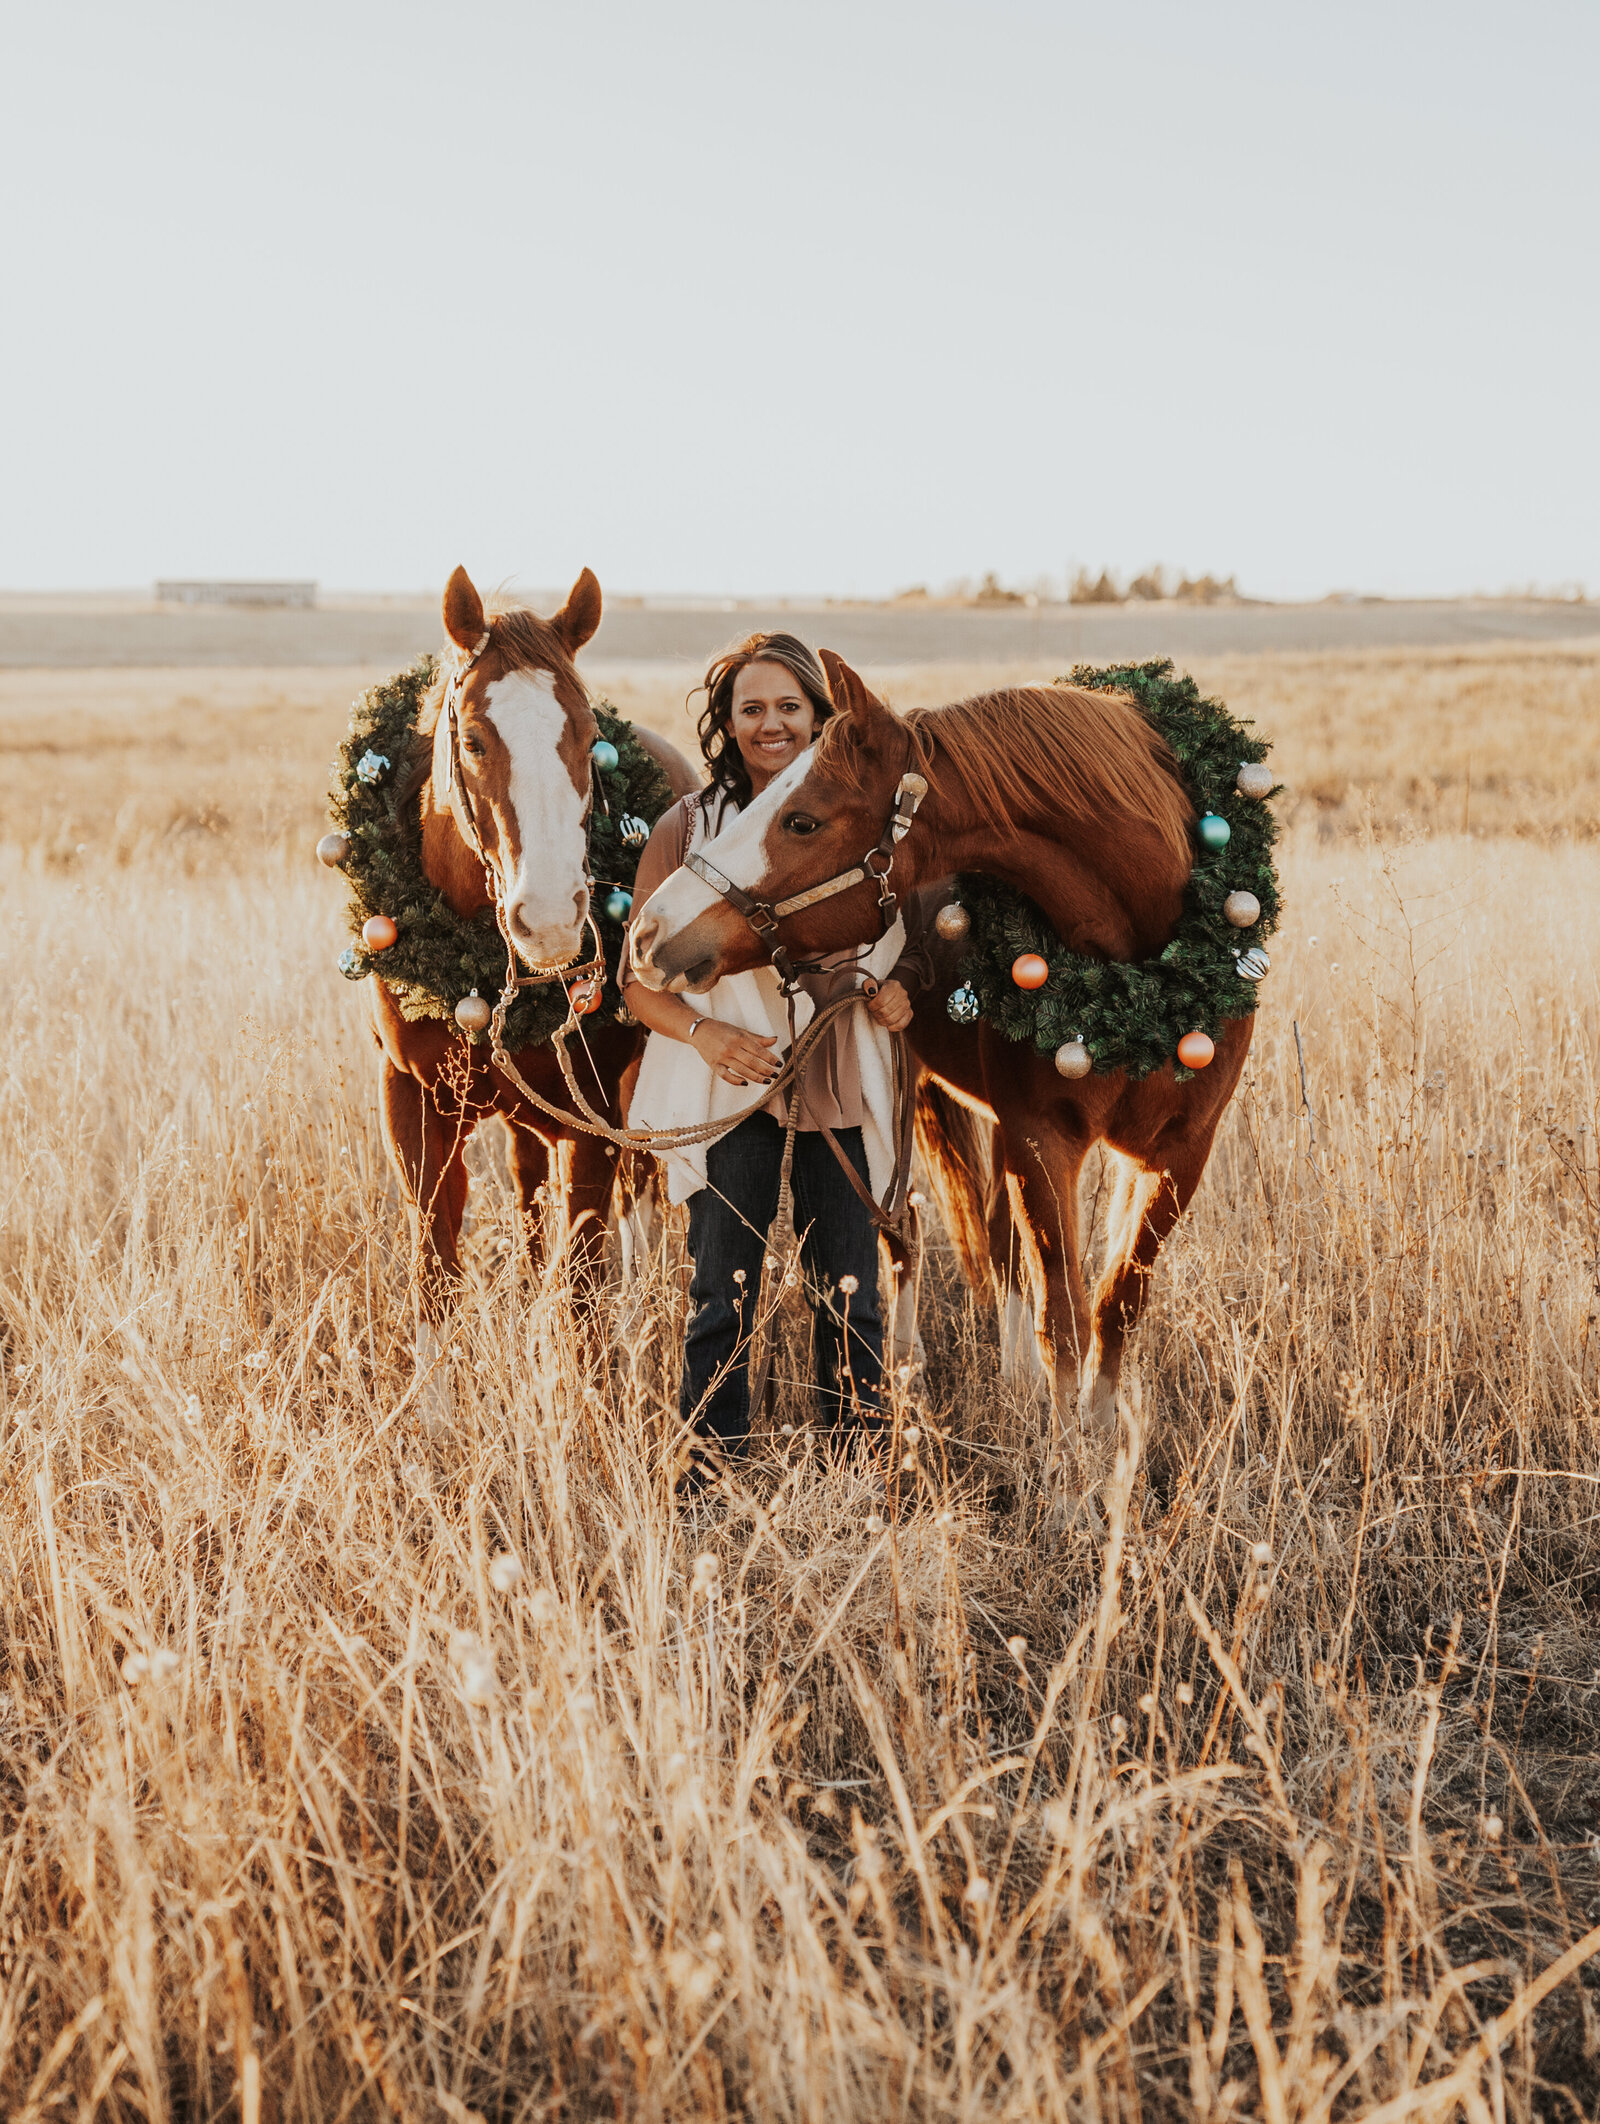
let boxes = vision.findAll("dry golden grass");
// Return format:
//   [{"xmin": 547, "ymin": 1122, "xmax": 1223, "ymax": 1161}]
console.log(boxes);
[{"xmin": 2, "ymin": 648, "xmax": 1600, "ymax": 2119}]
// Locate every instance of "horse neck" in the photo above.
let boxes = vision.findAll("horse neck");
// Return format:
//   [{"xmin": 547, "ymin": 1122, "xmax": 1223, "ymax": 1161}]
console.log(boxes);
[
  {"xmin": 910, "ymin": 738, "xmax": 1190, "ymax": 962},
  {"xmin": 419, "ymin": 737, "xmax": 492, "ymax": 918}
]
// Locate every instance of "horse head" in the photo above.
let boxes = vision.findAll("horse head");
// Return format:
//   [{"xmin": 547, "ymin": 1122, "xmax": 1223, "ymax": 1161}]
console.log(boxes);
[
  {"xmin": 631, "ymin": 653, "xmax": 916, "ymax": 992},
  {"xmin": 427, "ymin": 562, "xmax": 603, "ymax": 969}
]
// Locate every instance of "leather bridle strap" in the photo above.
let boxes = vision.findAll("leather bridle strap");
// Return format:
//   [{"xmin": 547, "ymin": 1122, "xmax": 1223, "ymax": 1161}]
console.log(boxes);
[{"xmin": 683, "ymin": 769, "xmax": 928, "ymax": 991}]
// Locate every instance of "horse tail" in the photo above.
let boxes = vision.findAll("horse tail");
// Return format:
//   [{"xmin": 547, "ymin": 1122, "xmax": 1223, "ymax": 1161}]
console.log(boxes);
[{"xmin": 914, "ymin": 1079, "xmax": 995, "ymax": 1296}]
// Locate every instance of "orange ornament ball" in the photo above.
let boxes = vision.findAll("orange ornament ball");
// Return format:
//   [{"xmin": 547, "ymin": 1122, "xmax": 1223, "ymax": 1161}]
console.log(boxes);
[
  {"xmin": 567, "ymin": 975, "xmax": 604, "ymax": 1017},
  {"xmin": 362, "ymin": 914, "xmax": 398, "ymax": 952},
  {"xmin": 1176, "ymin": 1031, "xmax": 1215, "ymax": 1070},
  {"xmin": 1010, "ymin": 952, "xmax": 1049, "ymax": 991}
]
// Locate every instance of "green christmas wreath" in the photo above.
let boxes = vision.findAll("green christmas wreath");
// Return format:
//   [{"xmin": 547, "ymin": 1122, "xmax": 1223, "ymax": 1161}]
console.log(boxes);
[
  {"xmin": 951, "ymin": 660, "xmax": 1281, "ymax": 1080},
  {"xmin": 328, "ymin": 655, "xmax": 676, "ymax": 1048}
]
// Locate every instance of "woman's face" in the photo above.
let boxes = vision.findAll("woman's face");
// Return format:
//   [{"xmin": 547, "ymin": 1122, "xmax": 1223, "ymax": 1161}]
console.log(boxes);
[{"xmin": 730, "ymin": 660, "xmax": 819, "ymax": 791}]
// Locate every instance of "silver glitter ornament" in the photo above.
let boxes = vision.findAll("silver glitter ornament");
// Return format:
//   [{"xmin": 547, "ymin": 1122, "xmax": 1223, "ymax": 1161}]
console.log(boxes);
[
  {"xmin": 1223, "ymin": 890, "xmax": 1261, "ymax": 929},
  {"xmin": 355, "ymin": 749, "xmax": 390, "ymax": 784},
  {"xmin": 1054, "ymin": 1040, "xmax": 1092, "ymax": 1079},
  {"xmin": 946, "ymin": 983, "xmax": 980, "ymax": 1025},
  {"xmin": 619, "ymin": 813, "xmax": 649, "ymax": 849},
  {"xmin": 1234, "ymin": 947, "xmax": 1271, "ymax": 982},
  {"xmin": 317, "ymin": 831, "xmax": 350, "ymax": 867},
  {"xmin": 1236, "ymin": 762, "xmax": 1274, "ymax": 800},
  {"xmin": 934, "ymin": 901, "xmax": 971, "ymax": 942},
  {"xmin": 338, "ymin": 947, "xmax": 367, "ymax": 980},
  {"xmin": 455, "ymin": 990, "xmax": 492, "ymax": 1034}
]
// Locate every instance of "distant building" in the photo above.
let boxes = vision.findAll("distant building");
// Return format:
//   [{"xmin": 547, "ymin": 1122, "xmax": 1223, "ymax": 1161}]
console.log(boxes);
[{"xmin": 155, "ymin": 580, "xmax": 317, "ymax": 608}]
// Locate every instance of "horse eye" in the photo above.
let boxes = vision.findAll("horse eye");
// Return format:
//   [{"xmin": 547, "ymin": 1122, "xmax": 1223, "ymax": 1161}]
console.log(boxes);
[
  {"xmin": 783, "ymin": 812, "xmax": 820, "ymax": 836},
  {"xmin": 462, "ymin": 735, "xmax": 486, "ymax": 759}
]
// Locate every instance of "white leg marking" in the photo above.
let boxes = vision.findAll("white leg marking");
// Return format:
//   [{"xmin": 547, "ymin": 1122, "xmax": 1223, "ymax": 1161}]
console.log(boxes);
[
  {"xmin": 1000, "ymin": 1289, "xmax": 1047, "ymax": 1386},
  {"xmin": 889, "ymin": 1274, "xmax": 926, "ymax": 1371},
  {"xmin": 415, "ymin": 1318, "xmax": 453, "ymax": 1434}
]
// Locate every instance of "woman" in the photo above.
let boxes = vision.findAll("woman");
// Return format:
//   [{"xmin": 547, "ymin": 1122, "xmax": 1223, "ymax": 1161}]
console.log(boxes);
[{"xmin": 622, "ymin": 633, "xmax": 931, "ymax": 1466}]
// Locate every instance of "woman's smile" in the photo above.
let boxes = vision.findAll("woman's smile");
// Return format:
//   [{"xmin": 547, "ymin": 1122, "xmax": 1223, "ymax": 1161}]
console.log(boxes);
[{"xmin": 730, "ymin": 659, "xmax": 820, "ymax": 794}]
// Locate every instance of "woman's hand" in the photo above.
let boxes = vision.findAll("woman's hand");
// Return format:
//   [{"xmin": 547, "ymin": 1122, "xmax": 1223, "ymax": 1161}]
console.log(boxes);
[
  {"xmin": 689, "ymin": 1018, "xmax": 782, "ymax": 1087},
  {"xmin": 866, "ymin": 978, "xmax": 913, "ymax": 1033}
]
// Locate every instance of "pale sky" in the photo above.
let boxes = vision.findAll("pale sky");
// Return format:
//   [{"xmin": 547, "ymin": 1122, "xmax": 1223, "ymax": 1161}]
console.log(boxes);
[{"xmin": 3, "ymin": 1, "xmax": 1595, "ymax": 601}]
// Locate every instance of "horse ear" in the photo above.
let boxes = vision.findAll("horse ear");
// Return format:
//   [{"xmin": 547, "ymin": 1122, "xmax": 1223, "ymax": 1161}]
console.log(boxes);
[
  {"xmin": 819, "ymin": 651, "xmax": 895, "ymax": 737},
  {"xmin": 443, "ymin": 565, "xmax": 487, "ymax": 652},
  {"xmin": 550, "ymin": 567, "xmax": 602, "ymax": 654}
]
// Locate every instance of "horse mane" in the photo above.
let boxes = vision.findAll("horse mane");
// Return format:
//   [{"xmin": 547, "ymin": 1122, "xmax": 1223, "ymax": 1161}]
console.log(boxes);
[{"xmin": 822, "ymin": 685, "xmax": 1194, "ymax": 872}]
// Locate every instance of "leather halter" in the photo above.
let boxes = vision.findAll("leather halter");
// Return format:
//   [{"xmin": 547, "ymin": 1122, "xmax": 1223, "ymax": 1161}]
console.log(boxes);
[
  {"xmin": 683, "ymin": 769, "xmax": 928, "ymax": 991},
  {"xmin": 439, "ymin": 628, "xmax": 603, "ymax": 995}
]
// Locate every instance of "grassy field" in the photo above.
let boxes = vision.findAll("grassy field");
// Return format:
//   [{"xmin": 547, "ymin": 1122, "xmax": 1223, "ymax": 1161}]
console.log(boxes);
[{"xmin": 2, "ymin": 642, "xmax": 1599, "ymax": 2119}]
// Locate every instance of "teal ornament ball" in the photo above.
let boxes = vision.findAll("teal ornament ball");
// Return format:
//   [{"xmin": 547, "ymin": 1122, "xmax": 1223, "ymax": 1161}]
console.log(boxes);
[
  {"xmin": 1197, "ymin": 813, "xmax": 1232, "ymax": 851},
  {"xmin": 604, "ymin": 887, "xmax": 633, "ymax": 923},
  {"xmin": 947, "ymin": 983, "xmax": 980, "ymax": 1025},
  {"xmin": 338, "ymin": 947, "xmax": 367, "ymax": 980},
  {"xmin": 590, "ymin": 739, "xmax": 620, "ymax": 773}
]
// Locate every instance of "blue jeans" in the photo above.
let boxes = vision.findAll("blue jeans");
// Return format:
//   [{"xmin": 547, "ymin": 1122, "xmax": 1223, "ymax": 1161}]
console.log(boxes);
[{"xmin": 681, "ymin": 1113, "xmax": 885, "ymax": 1452}]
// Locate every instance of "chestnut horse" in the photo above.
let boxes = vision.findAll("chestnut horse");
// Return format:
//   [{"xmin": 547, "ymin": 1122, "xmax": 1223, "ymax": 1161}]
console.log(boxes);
[
  {"xmin": 370, "ymin": 565, "xmax": 698, "ymax": 1404},
  {"xmin": 629, "ymin": 653, "xmax": 1253, "ymax": 1450}
]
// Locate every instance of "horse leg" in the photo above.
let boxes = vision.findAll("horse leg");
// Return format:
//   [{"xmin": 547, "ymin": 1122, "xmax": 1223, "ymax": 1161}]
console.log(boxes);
[
  {"xmin": 564, "ymin": 1133, "xmax": 618, "ymax": 1304},
  {"xmin": 1086, "ymin": 1124, "xmax": 1215, "ymax": 1424},
  {"xmin": 505, "ymin": 1120, "xmax": 554, "ymax": 1273},
  {"xmin": 989, "ymin": 1148, "xmax": 1046, "ymax": 1390},
  {"xmin": 616, "ymin": 1147, "xmax": 661, "ymax": 1291},
  {"xmin": 379, "ymin": 1060, "xmax": 471, "ymax": 1424},
  {"xmin": 1086, "ymin": 1015, "xmax": 1254, "ymax": 1420},
  {"xmin": 880, "ymin": 1228, "xmax": 926, "ymax": 1375},
  {"xmin": 997, "ymin": 1116, "xmax": 1094, "ymax": 1429}
]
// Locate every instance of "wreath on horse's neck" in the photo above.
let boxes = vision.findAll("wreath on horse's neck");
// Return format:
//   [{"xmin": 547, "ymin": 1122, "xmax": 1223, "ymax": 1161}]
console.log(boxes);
[
  {"xmin": 947, "ymin": 661, "xmax": 1282, "ymax": 1081},
  {"xmin": 326, "ymin": 656, "xmax": 675, "ymax": 1049}
]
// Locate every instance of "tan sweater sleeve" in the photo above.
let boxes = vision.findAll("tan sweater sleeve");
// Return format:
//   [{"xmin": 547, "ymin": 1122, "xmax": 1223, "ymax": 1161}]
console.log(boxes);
[{"xmin": 620, "ymin": 797, "xmax": 694, "ymax": 996}]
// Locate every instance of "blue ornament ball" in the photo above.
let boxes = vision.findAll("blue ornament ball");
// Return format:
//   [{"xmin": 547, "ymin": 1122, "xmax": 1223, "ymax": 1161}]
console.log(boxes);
[
  {"xmin": 604, "ymin": 887, "xmax": 633, "ymax": 923},
  {"xmin": 1197, "ymin": 813, "xmax": 1232, "ymax": 851},
  {"xmin": 590, "ymin": 739, "xmax": 620, "ymax": 773},
  {"xmin": 947, "ymin": 983, "xmax": 980, "ymax": 1025}
]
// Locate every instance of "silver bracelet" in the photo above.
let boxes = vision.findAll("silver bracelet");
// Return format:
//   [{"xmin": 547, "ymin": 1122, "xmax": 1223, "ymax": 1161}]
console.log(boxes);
[{"xmin": 687, "ymin": 1018, "xmax": 706, "ymax": 1042}]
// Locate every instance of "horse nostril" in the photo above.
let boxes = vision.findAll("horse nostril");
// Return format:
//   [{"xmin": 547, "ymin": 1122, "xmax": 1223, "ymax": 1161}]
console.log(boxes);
[{"xmin": 631, "ymin": 914, "xmax": 658, "ymax": 964}]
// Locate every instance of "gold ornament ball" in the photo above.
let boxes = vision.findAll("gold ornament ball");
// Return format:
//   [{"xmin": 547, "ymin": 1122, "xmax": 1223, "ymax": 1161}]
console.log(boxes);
[
  {"xmin": 1176, "ymin": 1030, "xmax": 1215, "ymax": 1070},
  {"xmin": 1011, "ymin": 952, "xmax": 1049, "ymax": 990},
  {"xmin": 1236, "ymin": 762, "xmax": 1275, "ymax": 800},
  {"xmin": 1223, "ymin": 889, "xmax": 1261, "ymax": 928},
  {"xmin": 455, "ymin": 992, "xmax": 492, "ymax": 1035},
  {"xmin": 1054, "ymin": 1040, "xmax": 1091, "ymax": 1079},
  {"xmin": 317, "ymin": 831, "xmax": 350, "ymax": 867},
  {"xmin": 934, "ymin": 901, "xmax": 970, "ymax": 942},
  {"xmin": 362, "ymin": 914, "xmax": 398, "ymax": 952}
]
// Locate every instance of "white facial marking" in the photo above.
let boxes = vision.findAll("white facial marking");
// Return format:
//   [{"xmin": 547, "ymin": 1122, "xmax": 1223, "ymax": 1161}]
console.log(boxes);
[
  {"xmin": 634, "ymin": 749, "xmax": 814, "ymax": 957},
  {"xmin": 484, "ymin": 669, "xmax": 589, "ymax": 965}
]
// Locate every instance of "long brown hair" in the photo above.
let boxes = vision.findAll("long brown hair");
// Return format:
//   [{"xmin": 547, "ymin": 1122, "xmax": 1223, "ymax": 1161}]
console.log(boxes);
[{"xmin": 694, "ymin": 632, "xmax": 833, "ymax": 815}]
